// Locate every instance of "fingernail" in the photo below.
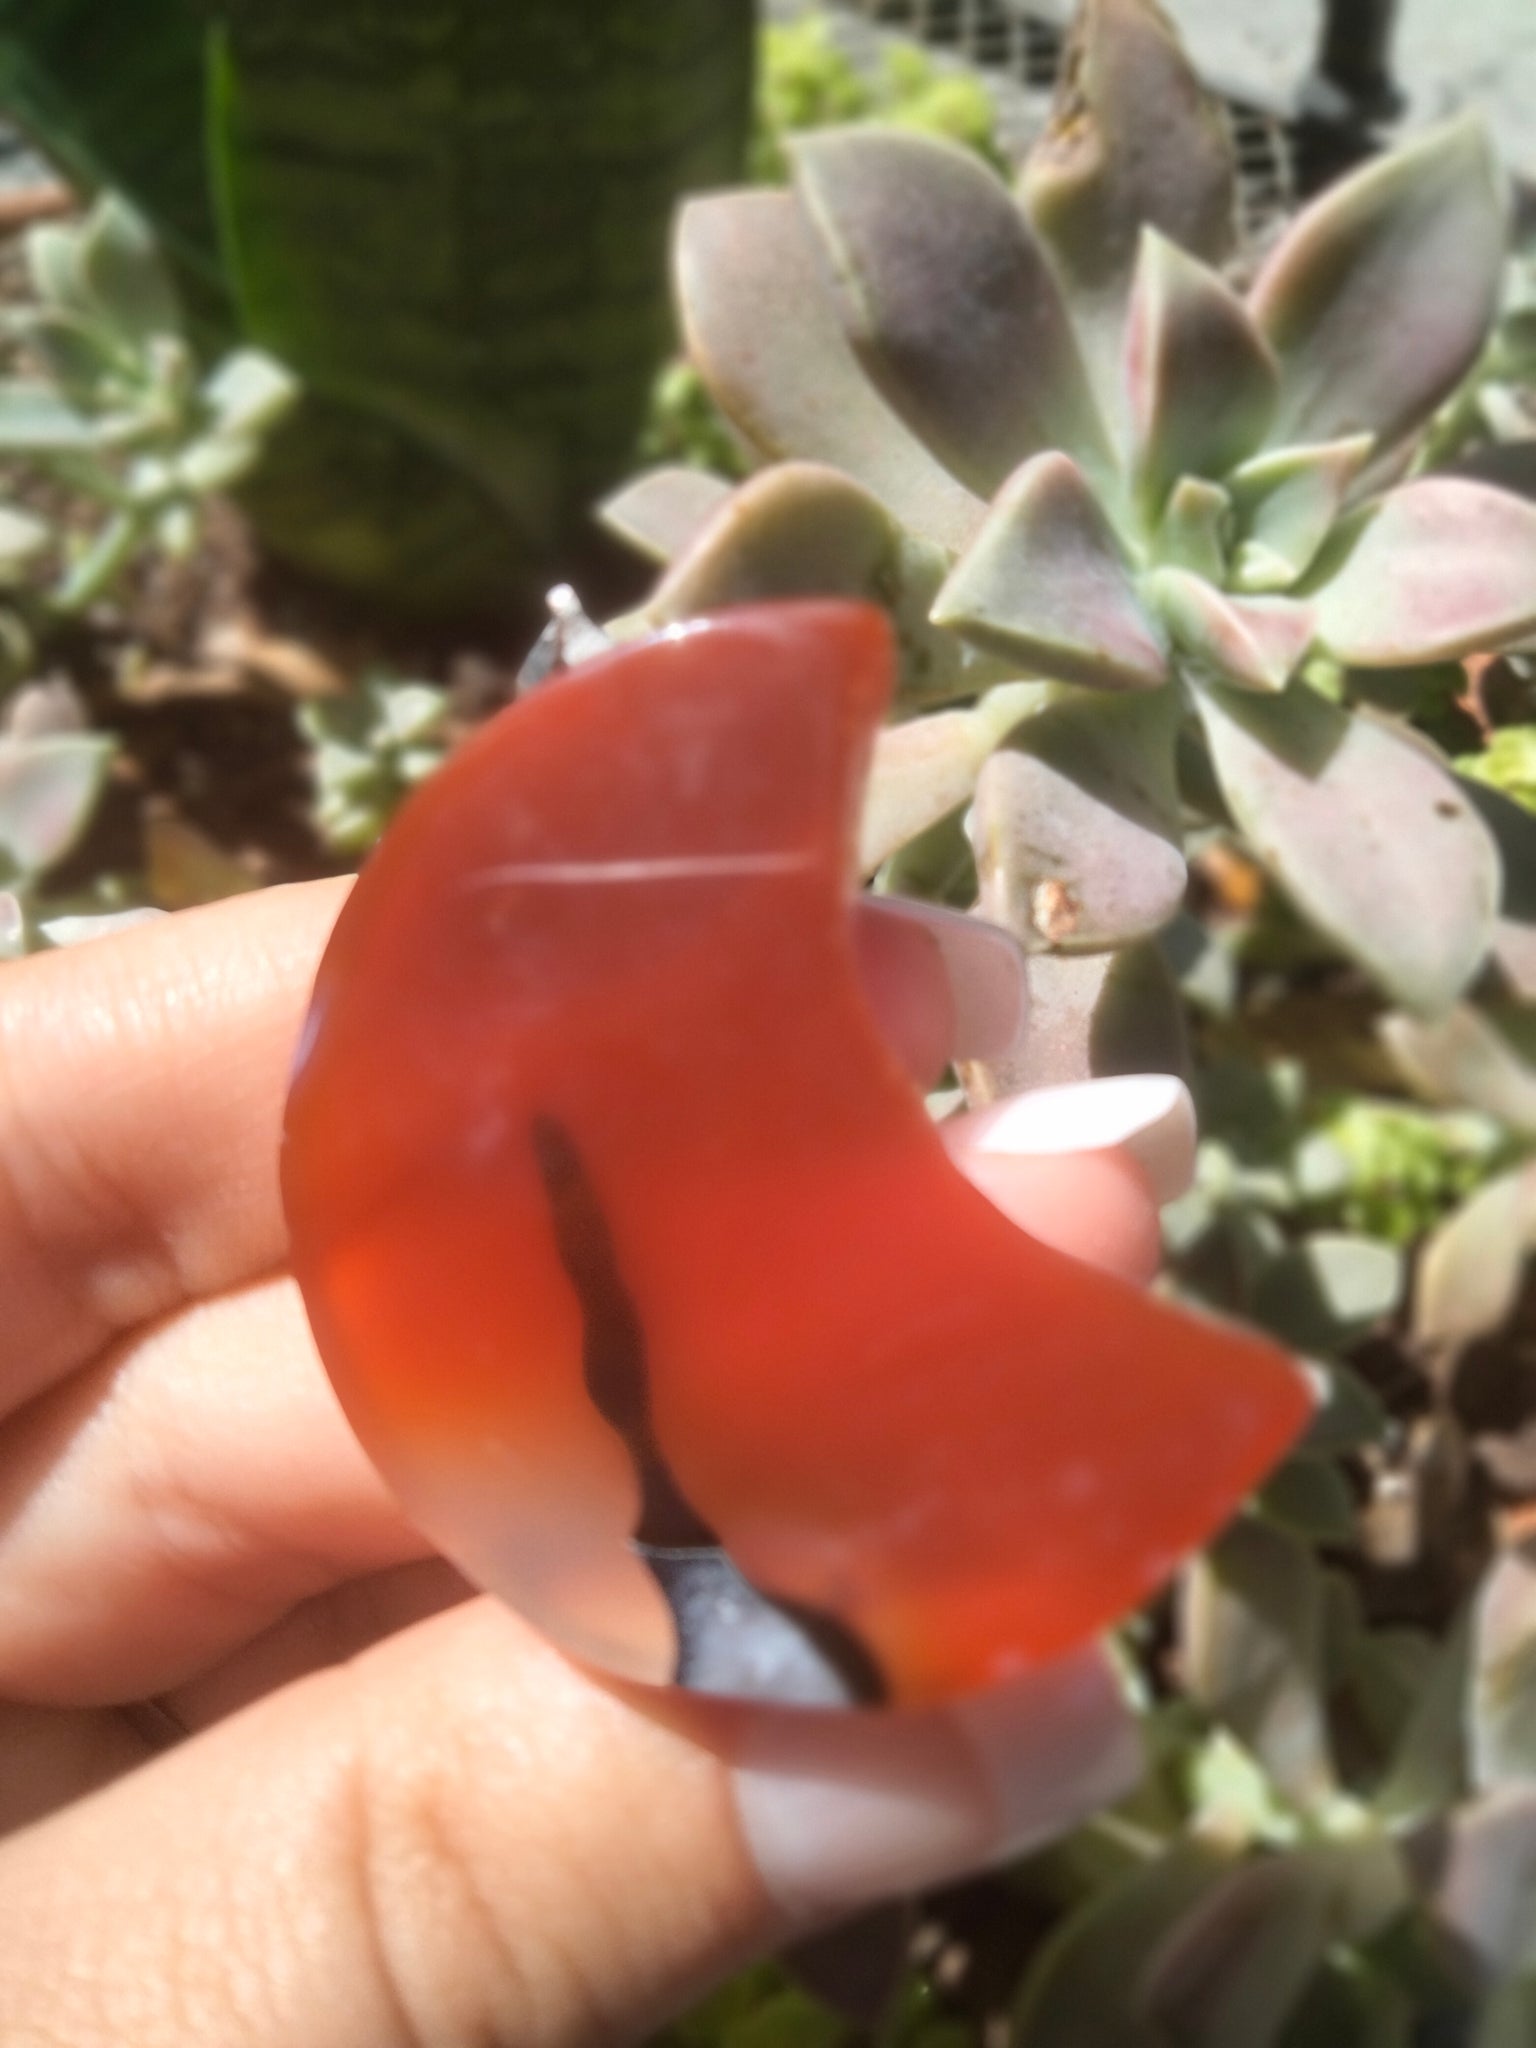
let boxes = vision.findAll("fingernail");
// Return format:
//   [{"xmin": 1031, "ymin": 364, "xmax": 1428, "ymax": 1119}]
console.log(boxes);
[
  {"xmin": 960, "ymin": 1074, "xmax": 1196, "ymax": 1202},
  {"xmin": 861, "ymin": 899, "xmax": 1027, "ymax": 1061},
  {"xmin": 730, "ymin": 1647, "xmax": 1140, "ymax": 1921}
]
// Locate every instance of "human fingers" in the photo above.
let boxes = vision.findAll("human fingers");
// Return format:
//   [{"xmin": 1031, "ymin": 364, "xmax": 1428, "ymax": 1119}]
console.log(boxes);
[
  {"xmin": 0, "ymin": 877, "xmax": 351, "ymax": 1417},
  {"xmin": 0, "ymin": 1595, "xmax": 1138, "ymax": 2048},
  {"xmin": 0, "ymin": 1277, "xmax": 430, "ymax": 1704}
]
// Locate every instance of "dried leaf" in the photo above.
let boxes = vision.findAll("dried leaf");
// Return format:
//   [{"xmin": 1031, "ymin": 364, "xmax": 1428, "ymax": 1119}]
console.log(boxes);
[
  {"xmin": 966, "ymin": 688, "xmax": 1185, "ymax": 951},
  {"xmin": 675, "ymin": 191, "xmax": 983, "ymax": 553},
  {"xmin": 789, "ymin": 128, "xmax": 1111, "ymax": 497},
  {"xmin": 1195, "ymin": 683, "xmax": 1499, "ymax": 1015},
  {"xmin": 933, "ymin": 453, "xmax": 1168, "ymax": 690},
  {"xmin": 1125, "ymin": 230, "xmax": 1277, "ymax": 515},
  {"xmin": 1228, "ymin": 435, "xmax": 1375, "ymax": 593},
  {"xmin": 599, "ymin": 466, "xmax": 733, "ymax": 565},
  {"xmin": 1151, "ymin": 569, "xmax": 1313, "ymax": 694},
  {"xmin": 860, "ymin": 682, "xmax": 1042, "ymax": 874},
  {"xmin": 1252, "ymin": 117, "xmax": 1507, "ymax": 452},
  {"xmin": 1314, "ymin": 479, "xmax": 1536, "ymax": 666},
  {"xmin": 1181, "ymin": 1517, "xmax": 1336, "ymax": 1807}
]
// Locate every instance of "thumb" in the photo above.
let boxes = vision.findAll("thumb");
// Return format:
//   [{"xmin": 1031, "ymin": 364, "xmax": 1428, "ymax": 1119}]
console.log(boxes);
[{"xmin": 0, "ymin": 1595, "xmax": 1137, "ymax": 2048}]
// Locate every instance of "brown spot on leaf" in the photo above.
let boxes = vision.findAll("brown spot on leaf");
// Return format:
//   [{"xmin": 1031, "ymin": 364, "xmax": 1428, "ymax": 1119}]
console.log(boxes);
[{"xmin": 1030, "ymin": 877, "xmax": 1081, "ymax": 944}]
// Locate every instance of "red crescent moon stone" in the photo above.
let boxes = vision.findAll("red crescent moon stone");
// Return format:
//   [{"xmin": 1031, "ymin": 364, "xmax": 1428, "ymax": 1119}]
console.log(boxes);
[{"xmin": 283, "ymin": 600, "xmax": 1309, "ymax": 1708}]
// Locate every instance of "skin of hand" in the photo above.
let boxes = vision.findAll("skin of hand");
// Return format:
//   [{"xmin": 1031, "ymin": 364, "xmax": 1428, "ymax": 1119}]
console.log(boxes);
[{"xmin": 0, "ymin": 879, "xmax": 1166, "ymax": 2048}]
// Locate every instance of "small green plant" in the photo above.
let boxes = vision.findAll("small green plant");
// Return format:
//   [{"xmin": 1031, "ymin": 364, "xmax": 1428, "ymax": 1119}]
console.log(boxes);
[
  {"xmin": 0, "ymin": 192, "xmax": 295, "ymax": 673},
  {"xmin": 0, "ymin": 681, "xmax": 115, "ymax": 954},
  {"xmin": 297, "ymin": 676, "xmax": 449, "ymax": 855}
]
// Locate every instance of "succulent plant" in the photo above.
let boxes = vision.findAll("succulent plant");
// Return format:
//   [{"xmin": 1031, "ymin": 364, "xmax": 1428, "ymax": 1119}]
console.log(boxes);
[
  {"xmin": 0, "ymin": 678, "xmax": 116, "ymax": 954},
  {"xmin": 603, "ymin": 0, "xmax": 1536, "ymax": 1095},
  {"xmin": 0, "ymin": 191, "xmax": 295, "ymax": 653},
  {"xmin": 296, "ymin": 674, "xmax": 449, "ymax": 855}
]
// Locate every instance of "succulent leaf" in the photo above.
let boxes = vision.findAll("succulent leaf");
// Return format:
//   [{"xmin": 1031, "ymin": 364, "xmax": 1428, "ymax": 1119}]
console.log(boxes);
[
  {"xmin": 1125, "ymin": 230, "xmax": 1278, "ymax": 516},
  {"xmin": 0, "ymin": 733, "xmax": 114, "ymax": 882},
  {"xmin": 598, "ymin": 465, "xmax": 734, "ymax": 565},
  {"xmin": 1181, "ymin": 1516, "xmax": 1335, "ymax": 1807},
  {"xmin": 1251, "ymin": 116, "xmax": 1508, "ymax": 453},
  {"xmin": 789, "ymin": 127, "xmax": 1112, "ymax": 497},
  {"xmin": 1155, "ymin": 476, "xmax": 1230, "ymax": 583},
  {"xmin": 1195, "ymin": 682, "xmax": 1499, "ymax": 1015},
  {"xmin": 1018, "ymin": 0, "xmax": 1235, "ymax": 402},
  {"xmin": 675, "ymin": 191, "xmax": 983, "ymax": 553},
  {"xmin": 1151, "ymin": 569, "xmax": 1314, "ymax": 693},
  {"xmin": 966, "ymin": 687, "xmax": 1185, "ymax": 951},
  {"xmin": 962, "ymin": 940, "xmax": 1187, "ymax": 1101},
  {"xmin": 1313, "ymin": 479, "xmax": 1536, "ymax": 666},
  {"xmin": 1012, "ymin": 1842, "xmax": 1235, "ymax": 2048},
  {"xmin": 1414, "ymin": 1166, "xmax": 1536, "ymax": 1363},
  {"xmin": 860, "ymin": 682, "xmax": 1043, "ymax": 874},
  {"xmin": 1383, "ymin": 1004, "xmax": 1536, "ymax": 1137},
  {"xmin": 1427, "ymin": 1785, "xmax": 1536, "ymax": 1982},
  {"xmin": 1248, "ymin": 1233, "xmax": 1403, "ymax": 1354},
  {"xmin": 1472, "ymin": 1542, "xmax": 1536, "ymax": 1792},
  {"xmin": 933, "ymin": 452, "xmax": 1168, "ymax": 690},
  {"xmin": 1227, "ymin": 435, "xmax": 1375, "ymax": 593},
  {"xmin": 643, "ymin": 461, "xmax": 962, "ymax": 701}
]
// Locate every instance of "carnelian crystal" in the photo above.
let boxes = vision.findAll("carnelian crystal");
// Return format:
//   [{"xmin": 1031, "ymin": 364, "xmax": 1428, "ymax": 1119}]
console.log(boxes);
[{"xmin": 283, "ymin": 601, "xmax": 1308, "ymax": 1707}]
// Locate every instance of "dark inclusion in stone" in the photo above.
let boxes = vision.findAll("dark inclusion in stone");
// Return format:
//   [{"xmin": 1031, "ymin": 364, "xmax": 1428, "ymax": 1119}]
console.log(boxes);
[{"xmin": 533, "ymin": 1115, "xmax": 887, "ymax": 1708}]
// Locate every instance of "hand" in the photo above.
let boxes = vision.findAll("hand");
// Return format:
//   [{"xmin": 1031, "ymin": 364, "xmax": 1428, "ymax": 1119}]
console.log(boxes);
[{"xmin": 0, "ymin": 881, "xmax": 1169, "ymax": 2047}]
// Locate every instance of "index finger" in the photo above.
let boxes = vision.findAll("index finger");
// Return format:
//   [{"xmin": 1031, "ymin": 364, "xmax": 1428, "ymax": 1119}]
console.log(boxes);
[{"xmin": 0, "ymin": 878, "xmax": 350, "ymax": 1416}]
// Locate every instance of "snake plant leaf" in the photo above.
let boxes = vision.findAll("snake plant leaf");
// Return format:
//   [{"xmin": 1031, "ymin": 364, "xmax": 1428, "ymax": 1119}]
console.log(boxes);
[
  {"xmin": 1018, "ymin": 0, "xmax": 1234, "ymax": 406},
  {"xmin": 933, "ymin": 452, "xmax": 1168, "ymax": 689},
  {"xmin": 598, "ymin": 466, "xmax": 734, "ymax": 565},
  {"xmin": 1472, "ymin": 1543, "xmax": 1536, "ymax": 1792},
  {"xmin": 1125, "ymin": 230, "xmax": 1278, "ymax": 516},
  {"xmin": 787, "ymin": 127, "xmax": 1111, "ymax": 498},
  {"xmin": 1227, "ymin": 435, "xmax": 1375, "ymax": 593},
  {"xmin": 966, "ymin": 687, "xmax": 1185, "ymax": 950},
  {"xmin": 1313, "ymin": 479, "xmax": 1536, "ymax": 666},
  {"xmin": 1384, "ymin": 1005, "xmax": 1536, "ymax": 1136},
  {"xmin": 1181, "ymin": 1516, "xmax": 1336, "ymax": 1807},
  {"xmin": 643, "ymin": 461, "xmax": 961, "ymax": 701},
  {"xmin": 1012, "ymin": 1841, "xmax": 1236, "ymax": 2048},
  {"xmin": 1425, "ymin": 1785, "xmax": 1536, "ymax": 1982},
  {"xmin": 0, "ymin": 733, "xmax": 114, "ymax": 882},
  {"xmin": 1251, "ymin": 116, "xmax": 1507, "ymax": 453},
  {"xmin": 1150, "ymin": 570, "xmax": 1314, "ymax": 694},
  {"xmin": 1195, "ymin": 682, "xmax": 1499, "ymax": 1015},
  {"xmin": 1156, "ymin": 476, "xmax": 1231, "ymax": 583},
  {"xmin": 1414, "ymin": 1167, "xmax": 1536, "ymax": 1364},
  {"xmin": 1140, "ymin": 1843, "xmax": 1406, "ymax": 2048},
  {"xmin": 676, "ymin": 191, "xmax": 983, "ymax": 554},
  {"xmin": 962, "ymin": 942, "xmax": 1187, "ymax": 1102},
  {"xmin": 859, "ymin": 682, "xmax": 1043, "ymax": 874}
]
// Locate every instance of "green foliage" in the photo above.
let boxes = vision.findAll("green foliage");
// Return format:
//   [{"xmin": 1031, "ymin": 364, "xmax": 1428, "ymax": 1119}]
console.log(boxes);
[
  {"xmin": 1, "ymin": 0, "xmax": 757, "ymax": 611},
  {"xmin": 1459, "ymin": 726, "xmax": 1536, "ymax": 815},
  {"xmin": 0, "ymin": 192, "xmax": 295, "ymax": 667},
  {"xmin": 296, "ymin": 676, "xmax": 449, "ymax": 854},
  {"xmin": 1307, "ymin": 1096, "xmax": 1516, "ymax": 1243}
]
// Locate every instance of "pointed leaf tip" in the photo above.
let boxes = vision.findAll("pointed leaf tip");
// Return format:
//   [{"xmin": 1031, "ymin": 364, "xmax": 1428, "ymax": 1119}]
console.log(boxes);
[
  {"xmin": 1315, "ymin": 478, "xmax": 1536, "ymax": 666},
  {"xmin": 789, "ymin": 126, "xmax": 1110, "ymax": 496},
  {"xmin": 1126, "ymin": 229, "xmax": 1277, "ymax": 513},
  {"xmin": 1252, "ymin": 115, "xmax": 1508, "ymax": 451},
  {"xmin": 1020, "ymin": 0, "xmax": 1234, "ymax": 374},
  {"xmin": 1151, "ymin": 568, "xmax": 1313, "ymax": 692},
  {"xmin": 934, "ymin": 451, "xmax": 1169, "ymax": 690}
]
